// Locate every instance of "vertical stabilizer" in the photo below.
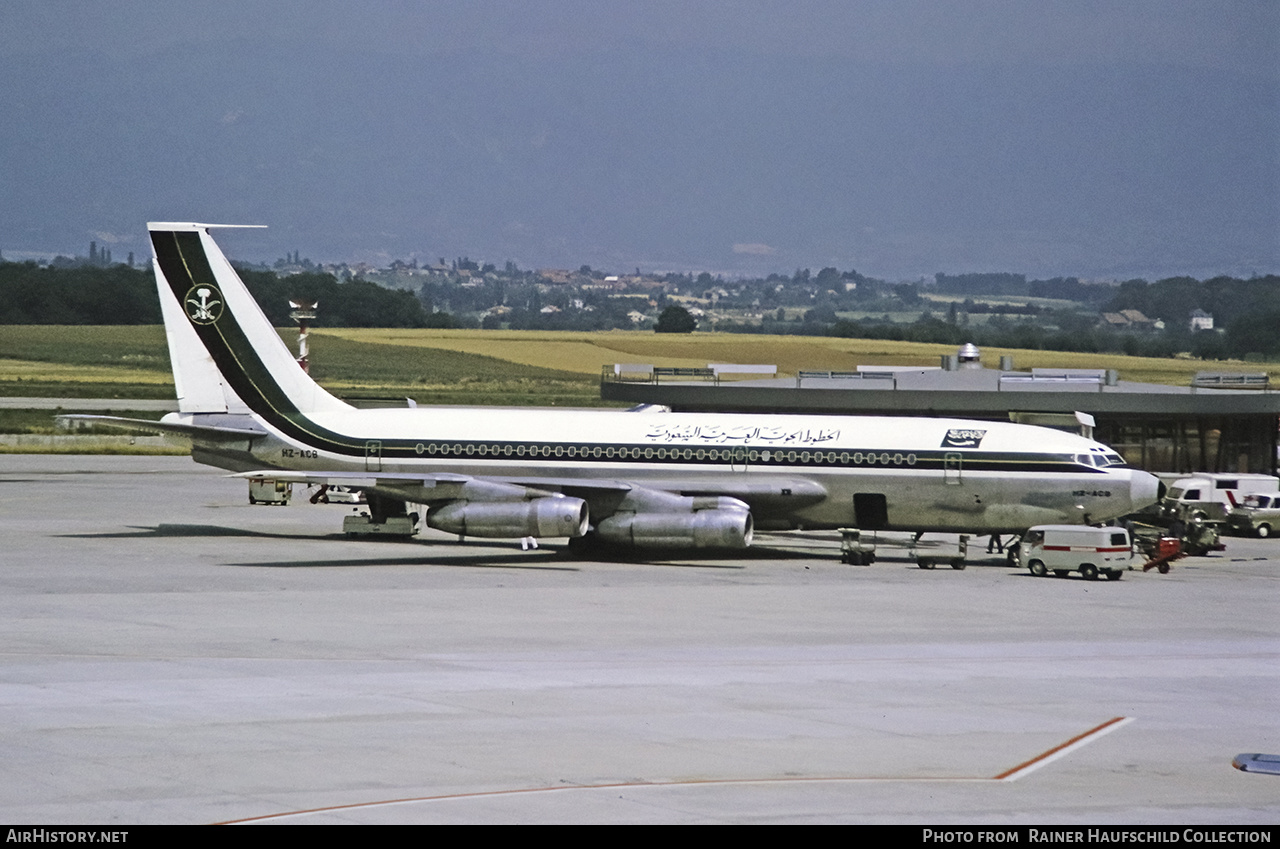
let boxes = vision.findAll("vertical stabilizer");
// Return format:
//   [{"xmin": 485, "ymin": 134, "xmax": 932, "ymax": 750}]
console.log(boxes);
[
  {"xmin": 148, "ymin": 223, "xmax": 352, "ymax": 417},
  {"xmin": 155, "ymin": 258, "xmax": 248, "ymax": 414}
]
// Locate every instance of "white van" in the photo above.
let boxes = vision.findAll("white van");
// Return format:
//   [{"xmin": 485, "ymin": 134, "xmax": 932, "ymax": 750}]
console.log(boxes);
[
  {"xmin": 1160, "ymin": 474, "xmax": 1280, "ymax": 522},
  {"xmin": 1225, "ymin": 492, "xmax": 1280, "ymax": 537},
  {"xmin": 1017, "ymin": 525, "xmax": 1134, "ymax": 581}
]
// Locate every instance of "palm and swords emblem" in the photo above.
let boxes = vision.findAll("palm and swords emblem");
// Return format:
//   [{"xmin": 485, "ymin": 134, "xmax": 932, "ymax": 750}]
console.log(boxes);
[{"xmin": 184, "ymin": 285, "xmax": 223, "ymax": 324}]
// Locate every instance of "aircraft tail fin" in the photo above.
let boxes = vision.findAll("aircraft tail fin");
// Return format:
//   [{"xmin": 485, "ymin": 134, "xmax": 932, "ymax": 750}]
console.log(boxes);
[
  {"xmin": 148, "ymin": 223, "xmax": 351, "ymax": 418},
  {"xmin": 155, "ymin": 256, "xmax": 249, "ymax": 414}
]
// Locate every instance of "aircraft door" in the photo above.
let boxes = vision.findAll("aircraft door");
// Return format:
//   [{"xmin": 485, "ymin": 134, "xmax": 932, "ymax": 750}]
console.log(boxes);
[
  {"xmin": 944, "ymin": 452, "xmax": 962, "ymax": 484},
  {"xmin": 853, "ymin": 493, "xmax": 888, "ymax": 530},
  {"xmin": 365, "ymin": 440, "xmax": 382, "ymax": 472},
  {"xmin": 730, "ymin": 445, "xmax": 749, "ymax": 472}
]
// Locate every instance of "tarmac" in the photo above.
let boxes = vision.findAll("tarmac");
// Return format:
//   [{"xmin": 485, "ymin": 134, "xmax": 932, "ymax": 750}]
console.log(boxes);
[{"xmin": 0, "ymin": 453, "xmax": 1277, "ymax": 825}]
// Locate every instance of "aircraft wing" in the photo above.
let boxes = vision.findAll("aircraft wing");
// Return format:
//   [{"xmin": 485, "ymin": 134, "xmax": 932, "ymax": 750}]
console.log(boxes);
[
  {"xmin": 229, "ymin": 469, "xmax": 826, "ymax": 520},
  {"xmin": 501, "ymin": 475, "xmax": 827, "ymax": 514},
  {"xmin": 231, "ymin": 468, "xmax": 778, "ymax": 546},
  {"xmin": 229, "ymin": 469, "xmax": 622, "ymax": 505}
]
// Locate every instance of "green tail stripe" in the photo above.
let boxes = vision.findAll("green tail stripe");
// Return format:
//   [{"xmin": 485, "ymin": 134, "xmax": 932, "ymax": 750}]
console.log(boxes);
[{"xmin": 152, "ymin": 229, "xmax": 364, "ymax": 456}]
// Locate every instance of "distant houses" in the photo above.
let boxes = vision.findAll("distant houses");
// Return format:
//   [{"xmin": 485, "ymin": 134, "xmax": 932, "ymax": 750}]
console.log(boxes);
[
  {"xmin": 1099, "ymin": 309, "xmax": 1162, "ymax": 332},
  {"xmin": 1099, "ymin": 308, "xmax": 1217, "ymax": 334},
  {"xmin": 1189, "ymin": 309, "xmax": 1214, "ymax": 332}
]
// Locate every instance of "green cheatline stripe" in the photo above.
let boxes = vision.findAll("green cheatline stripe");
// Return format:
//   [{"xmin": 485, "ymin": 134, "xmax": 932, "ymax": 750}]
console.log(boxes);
[
  {"xmin": 298, "ymin": 437, "xmax": 1094, "ymax": 474},
  {"xmin": 150, "ymin": 229, "xmax": 1110, "ymax": 476}
]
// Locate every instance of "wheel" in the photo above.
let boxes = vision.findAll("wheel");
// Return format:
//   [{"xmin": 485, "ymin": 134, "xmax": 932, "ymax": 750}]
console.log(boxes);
[
  {"xmin": 950, "ymin": 558, "xmax": 966, "ymax": 570},
  {"xmin": 1157, "ymin": 562, "xmax": 1170, "ymax": 574},
  {"xmin": 1105, "ymin": 570, "xmax": 1123, "ymax": 581},
  {"xmin": 1080, "ymin": 563, "xmax": 1099, "ymax": 581},
  {"xmin": 917, "ymin": 558, "xmax": 935, "ymax": 570},
  {"xmin": 1053, "ymin": 570, "xmax": 1069, "ymax": 578},
  {"xmin": 1028, "ymin": 559, "xmax": 1047, "ymax": 577},
  {"xmin": 1257, "ymin": 524, "xmax": 1270, "ymax": 538}
]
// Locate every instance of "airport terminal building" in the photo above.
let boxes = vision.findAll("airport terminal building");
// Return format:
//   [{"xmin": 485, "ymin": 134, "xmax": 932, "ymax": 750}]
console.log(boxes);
[{"xmin": 601, "ymin": 346, "xmax": 1280, "ymax": 476}]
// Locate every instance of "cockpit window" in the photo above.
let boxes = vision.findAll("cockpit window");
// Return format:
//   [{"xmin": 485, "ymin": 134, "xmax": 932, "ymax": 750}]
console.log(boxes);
[{"xmin": 1079, "ymin": 452, "xmax": 1129, "ymax": 468}]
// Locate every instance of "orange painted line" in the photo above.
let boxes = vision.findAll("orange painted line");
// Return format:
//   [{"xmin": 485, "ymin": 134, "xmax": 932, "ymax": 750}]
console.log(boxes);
[
  {"xmin": 993, "ymin": 716, "xmax": 1131, "ymax": 781},
  {"xmin": 217, "ymin": 776, "xmax": 990, "ymax": 824},
  {"xmin": 219, "ymin": 717, "xmax": 1134, "ymax": 823}
]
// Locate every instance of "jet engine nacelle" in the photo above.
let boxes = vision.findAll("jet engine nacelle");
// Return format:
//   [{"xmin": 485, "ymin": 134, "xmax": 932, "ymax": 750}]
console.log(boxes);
[
  {"xmin": 595, "ymin": 507, "xmax": 754, "ymax": 549},
  {"xmin": 427, "ymin": 496, "xmax": 589, "ymax": 539}
]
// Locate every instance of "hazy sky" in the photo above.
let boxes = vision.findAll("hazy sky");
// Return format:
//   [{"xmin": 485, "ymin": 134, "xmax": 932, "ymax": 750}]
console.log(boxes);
[{"xmin": 2, "ymin": 1, "xmax": 1276, "ymax": 279}]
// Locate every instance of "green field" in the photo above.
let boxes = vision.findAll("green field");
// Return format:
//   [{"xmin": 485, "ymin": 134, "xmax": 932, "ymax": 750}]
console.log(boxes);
[
  {"xmin": 0, "ymin": 326, "xmax": 605, "ymax": 410},
  {"xmin": 4, "ymin": 325, "xmax": 1280, "ymax": 417},
  {"xmin": 918, "ymin": 292, "xmax": 1084, "ymax": 311}
]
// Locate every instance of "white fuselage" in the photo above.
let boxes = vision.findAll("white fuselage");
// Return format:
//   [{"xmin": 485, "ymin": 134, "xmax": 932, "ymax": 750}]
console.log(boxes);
[{"xmin": 203, "ymin": 405, "xmax": 1158, "ymax": 533}]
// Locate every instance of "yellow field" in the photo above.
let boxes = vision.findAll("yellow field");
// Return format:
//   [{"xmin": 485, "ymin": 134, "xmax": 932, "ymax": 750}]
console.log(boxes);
[
  {"xmin": 316, "ymin": 329, "xmax": 715, "ymax": 374},
  {"xmin": 316, "ymin": 328, "xmax": 1280, "ymax": 387},
  {"xmin": 4, "ymin": 325, "xmax": 1278, "ymax": 398},
  {"xmin": 318, "ymin": 328, "xmax": 1025, "ymax": 375},
  {"xmin": 0, "ymin": 358, "xmax": 174, "ymax": 386}
]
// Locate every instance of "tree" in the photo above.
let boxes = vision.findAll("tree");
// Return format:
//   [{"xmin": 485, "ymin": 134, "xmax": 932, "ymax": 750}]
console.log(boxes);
[
  {"xmin": 655, "ymin": 305, "xmax": 697, "ymax": 333},
  {"xmin": 894, "ymin": 282, "xmax": 920, "ymax": 305},
  {"xmin": 815, "ymin": 267, "xmax": 841, "ymax": 288},
  {"xmin": 1226, "ymin": 310, "xmax": 1280, "ymax": 359},
  {"xmin": 803, "ymin": 305, "xmax": 838, "ymax": 324}
]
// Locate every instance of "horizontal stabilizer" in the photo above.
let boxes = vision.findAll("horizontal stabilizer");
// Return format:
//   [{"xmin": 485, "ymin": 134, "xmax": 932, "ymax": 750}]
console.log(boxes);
[
  {"xmin": 147, "ymin": 222, "xmax": 267, "ymax": 231},
  {"xmin": 57, "ymin": 414, "xmax": 265, "ymax": 442}
]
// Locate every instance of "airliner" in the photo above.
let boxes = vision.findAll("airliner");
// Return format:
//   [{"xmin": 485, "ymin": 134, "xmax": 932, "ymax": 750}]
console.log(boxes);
[{"xmin": 67, "ymin": 222, "xmax": 1161, "ymax": 551}]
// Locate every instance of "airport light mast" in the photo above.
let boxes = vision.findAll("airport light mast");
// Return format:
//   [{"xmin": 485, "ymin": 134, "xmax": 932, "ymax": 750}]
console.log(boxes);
[{"xmin": 289, "ymin": 300, "xmax": 317, "ymax": 373}]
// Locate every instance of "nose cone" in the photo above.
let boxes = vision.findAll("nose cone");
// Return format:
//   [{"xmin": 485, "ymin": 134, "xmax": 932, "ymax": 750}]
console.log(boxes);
[{"xmin": 1130, "ymin": 470, "xmax": 1162, "ymax": 512}]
